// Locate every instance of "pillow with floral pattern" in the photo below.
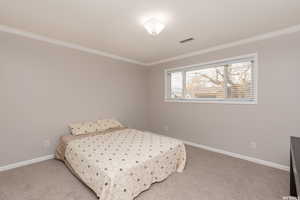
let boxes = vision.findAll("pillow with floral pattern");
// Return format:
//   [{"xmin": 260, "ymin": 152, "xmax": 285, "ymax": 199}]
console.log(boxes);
[
  {"xmin": 69, "ymin": 121, "xmax": 103, "ymax": 135},
  {"xmin": 96, "ymin": 119, "xmax": 123, "ymax": 131}
]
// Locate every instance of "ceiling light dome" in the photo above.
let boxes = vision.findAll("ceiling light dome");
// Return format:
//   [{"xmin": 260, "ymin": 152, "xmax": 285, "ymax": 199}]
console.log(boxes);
[{"xmin": 143, "ymin": 18, "xmax": 165, "ymax": 36}]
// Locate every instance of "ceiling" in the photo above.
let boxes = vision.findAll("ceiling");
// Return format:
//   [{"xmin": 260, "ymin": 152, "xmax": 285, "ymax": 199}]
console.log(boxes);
[{"xmin": 0, "ymin": 0, "xmax": 300, "ymax": 65}]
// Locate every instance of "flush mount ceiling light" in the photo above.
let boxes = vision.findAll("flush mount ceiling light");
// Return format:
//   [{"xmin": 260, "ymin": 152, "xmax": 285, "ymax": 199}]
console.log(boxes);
[{"xmin": 143, "ymin": 18, "xmax": 165, "ymax": 36}]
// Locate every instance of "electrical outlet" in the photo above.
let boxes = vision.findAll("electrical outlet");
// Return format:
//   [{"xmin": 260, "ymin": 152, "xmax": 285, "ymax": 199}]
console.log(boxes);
[
  {"xmin": 43, "ymin": 139, "xmax": 51, "ymax": 148},
  {"xmin": 250, "ymin": 141, "xmax": 257, "ymax": 149},
  {"xmin": 163, "ymin": 125, "xmax": 169, "ymax": 132}
]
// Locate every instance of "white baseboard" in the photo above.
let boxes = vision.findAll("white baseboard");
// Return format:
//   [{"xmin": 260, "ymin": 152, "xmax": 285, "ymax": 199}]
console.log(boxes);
[
  {"xmin": 146, "ymin": 131, "xmax": 289, "ymax": 171},
  {"xmin": 0, "ymin": 135, "xmax": 290, "ymax": 172},
  {"xmin": 0, "ymin": 154, "xmax": 55, "ymax": 172},
  {"xmin": 182, "ymin": 140, "xmax": 289, "ymax": 171}
]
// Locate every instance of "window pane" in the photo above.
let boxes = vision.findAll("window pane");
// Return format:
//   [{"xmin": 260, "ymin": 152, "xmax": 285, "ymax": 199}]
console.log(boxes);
[
  {"xmin": 186, "ymin": 67, "xmax": 225, "ymax": 99},
  {"xmin": 165, "ymin": 56, "xmax": 256, "ymax": 103},
  {"xmin": 226, "ymin": 61, "xmax": 253, "ymax": 99},
  {"xmin": 170, "ymin": 71, "xmax": 183, "ymax": 98}
]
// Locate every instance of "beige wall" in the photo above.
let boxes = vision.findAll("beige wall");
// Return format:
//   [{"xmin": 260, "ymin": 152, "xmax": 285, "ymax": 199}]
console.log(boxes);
[
  {"xmin": 0, "ymin": 32, "xmax": 148, "ymax": 166},
  {"xmin": 148, "ymin": 31, "xmax": 300, "ymax": 166},
  {"xmin": 1, "ymin": 29, "xmax": 300, "ymax": 168}
]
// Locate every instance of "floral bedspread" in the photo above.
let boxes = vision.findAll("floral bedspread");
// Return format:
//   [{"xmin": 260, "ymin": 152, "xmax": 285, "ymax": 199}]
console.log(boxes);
[{"xmin": 65, "ymin": 129, "xmax": 186, "ymax": 200}]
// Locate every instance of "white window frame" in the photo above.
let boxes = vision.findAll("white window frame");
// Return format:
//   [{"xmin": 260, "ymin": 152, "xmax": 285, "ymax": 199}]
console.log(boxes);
[{"xmin": 164, "ymin": 53, "xmax": 258, "ymax": 104}]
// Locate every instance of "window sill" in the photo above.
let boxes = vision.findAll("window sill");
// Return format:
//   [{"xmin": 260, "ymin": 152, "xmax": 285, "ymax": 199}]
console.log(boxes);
[{"xmin": 164, "ymin": 99, "xmax": 257, "ymax": 105}]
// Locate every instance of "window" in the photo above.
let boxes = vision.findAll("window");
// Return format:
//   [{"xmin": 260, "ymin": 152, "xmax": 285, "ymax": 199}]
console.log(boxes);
[{"xmin": 165, "ymin": 54, "xmax": 257, "ymax": 104}]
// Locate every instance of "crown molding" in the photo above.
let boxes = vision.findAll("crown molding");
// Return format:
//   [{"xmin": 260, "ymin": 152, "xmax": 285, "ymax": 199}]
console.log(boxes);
[
  {"xmin": 147, "ymin": 24, "xmax": 300, "ymax": 66},
  {"xmin": 1, "ymin": 24, "xmax": 300, "ymax": 67},
  {"xmin": 0, "ymin": 24, "xmax": 147, "ymax": 66}
]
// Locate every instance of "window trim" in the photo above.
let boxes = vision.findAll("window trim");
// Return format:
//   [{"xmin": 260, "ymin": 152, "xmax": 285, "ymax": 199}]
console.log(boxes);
[{"xmin": 164, "ymin": 53, "xmax": 258, "ymax": 104}]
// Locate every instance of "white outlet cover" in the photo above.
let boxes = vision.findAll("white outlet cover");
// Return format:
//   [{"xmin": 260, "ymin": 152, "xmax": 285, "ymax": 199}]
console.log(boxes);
[
  {"xmin": 250, "ymin": 142, "xmax": 257, "ymax": 149},
  {"xmin": 164, "ymin": 126, "xmax": 169, "ymax": 131},
  {"xmin": 44, "ymin": 140, "xmax": 51, "ymax": 148}
]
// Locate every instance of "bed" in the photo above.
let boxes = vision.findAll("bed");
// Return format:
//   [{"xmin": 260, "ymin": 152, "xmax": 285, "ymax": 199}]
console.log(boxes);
[{"xmin": 56, "ymin": 127, "xmax": 186, "ymax": 200}]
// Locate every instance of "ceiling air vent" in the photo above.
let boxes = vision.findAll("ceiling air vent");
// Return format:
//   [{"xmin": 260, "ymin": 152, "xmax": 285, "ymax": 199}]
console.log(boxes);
[{"xmin": 179, "ymin": 37, "xmax": 194, "ymax": 44}]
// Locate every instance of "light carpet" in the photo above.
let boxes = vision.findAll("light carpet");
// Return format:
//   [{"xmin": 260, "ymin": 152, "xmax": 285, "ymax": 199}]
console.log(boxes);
[{"xmin": 0, "ymin": 145, "xmax": 289, "ymax": 200}]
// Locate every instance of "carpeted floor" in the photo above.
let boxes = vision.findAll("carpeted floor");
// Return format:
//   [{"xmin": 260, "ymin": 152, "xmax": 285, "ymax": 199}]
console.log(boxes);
[{"xmin": 0, "ymin": 145, "xmax": 289, "ymax": 200}]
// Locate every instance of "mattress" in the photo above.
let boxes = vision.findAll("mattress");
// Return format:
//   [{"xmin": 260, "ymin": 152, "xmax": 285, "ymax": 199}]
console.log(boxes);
[{"xmin": 58, "ymin": 128, "xmax": 186, "ymax": 200}]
